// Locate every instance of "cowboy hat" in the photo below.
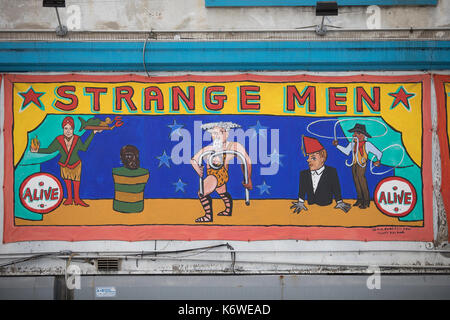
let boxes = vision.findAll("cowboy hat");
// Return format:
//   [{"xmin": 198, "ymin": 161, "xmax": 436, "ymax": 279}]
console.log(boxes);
[{"xmin": 348, "ymin": 123, "xmax": 372, "ymax": 138}]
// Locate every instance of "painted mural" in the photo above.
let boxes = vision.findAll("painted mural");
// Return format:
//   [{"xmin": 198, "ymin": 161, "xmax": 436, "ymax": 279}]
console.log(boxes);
[
  {"xmin": 434, "ymin": 74, "xmax": 450, "ymax": 241},
  {"xmin": 2, "ymin": 74, "xmax": 433, "ymax": 242}
]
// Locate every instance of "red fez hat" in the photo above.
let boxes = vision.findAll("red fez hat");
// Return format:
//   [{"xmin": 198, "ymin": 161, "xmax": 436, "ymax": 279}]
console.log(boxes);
[
  {"xmin": 62, "ymin": 116, "xmax": 74, "ymax": 129},
  {"xmin": 302, "ymin": 136, "xmax": 324, "ymax": 155}
]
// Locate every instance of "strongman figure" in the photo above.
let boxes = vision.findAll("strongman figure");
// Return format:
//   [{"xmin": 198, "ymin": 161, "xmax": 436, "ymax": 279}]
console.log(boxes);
[{"xmin": 191, "ymin": 122, "xmax": 253, "ymax": 223}]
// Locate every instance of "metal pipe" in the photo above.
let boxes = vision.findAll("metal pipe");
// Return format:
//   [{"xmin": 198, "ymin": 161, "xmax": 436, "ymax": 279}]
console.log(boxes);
[
  {"xmin": 197, "ymin": 149, "xmax": 250, "ymax": 205},
  {"xmin": 55, "ymin": 7, "xmax": 62, "ymax": 28},
  {"xmin": 1, "ymin": 29, "xmax": 448, "ymax": 43},
  {"xmin": 1, "ymin": 27, "xmax": 450, "ymax": 33},
  {"xmin": 54, "ymin": 7, "xmax": 68, "ymax": 37},
  {"xmin": 2, "ymin": 255, "xmax": 450, "ymax": 272},
  {"xmin": 207, "ymin": 150, "xmax": 250, "ymax": 205},
  {"xmin": 197, "ymin": 150, "xmax": 215, "ymax": 197},
  {"xmin": 3, "ymin": 248, "xmax": 450, "ymax": 258},
  {"xmin": 316, "ymin": 16, "xmax": 327, "ymax": 36}
]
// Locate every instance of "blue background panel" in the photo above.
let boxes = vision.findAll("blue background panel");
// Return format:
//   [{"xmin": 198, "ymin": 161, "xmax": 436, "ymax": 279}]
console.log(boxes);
[
  {"xmin": 15, "ymin": 114, "xmax": 422, "ymax": 222},
  {"xmin": 33, "ymin": 114, "xmax": 394, "ymax": 201}
]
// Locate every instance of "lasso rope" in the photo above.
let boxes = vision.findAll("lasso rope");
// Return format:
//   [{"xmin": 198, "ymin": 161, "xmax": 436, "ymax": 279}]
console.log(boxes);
[{"xmin": 306, "ymin": 118, "xmax": 406, "ymax": 175}]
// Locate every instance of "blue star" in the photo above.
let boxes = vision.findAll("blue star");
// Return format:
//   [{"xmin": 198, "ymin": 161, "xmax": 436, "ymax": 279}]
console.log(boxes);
[
  {"xmin": 167, "ymin": 119, "xmax": 184, "ymax": 138},
  {"xmin": 256, "ymin": 181, "xmax": 272, "ymax": 195},
  {"xmin": 173, "ymin": 178, "xmax": 187, "ymax": 193},
  {"xmin": 156, "ymin": 150, "xmax": 171, "ymax": 168},
  {"xmin": 269, "ymin": 149, "xmax": 285, "ymax": 167},
  {"xmin": 249, "ymin": 121, "xmax": 268, "ymax": 138}
]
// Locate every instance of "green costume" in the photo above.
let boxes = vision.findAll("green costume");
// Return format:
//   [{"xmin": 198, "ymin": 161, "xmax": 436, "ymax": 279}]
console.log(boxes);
[
  {"xmin": 37, "ymin": 131, "xmax": 95, "ymax": 207},
  {"xmin": 38, "ymin": 132, "xmax": 95, "ymax": 169},
  {"xmin": 112, "ymin": 167, "xmax": 149, "ymax": 213}
]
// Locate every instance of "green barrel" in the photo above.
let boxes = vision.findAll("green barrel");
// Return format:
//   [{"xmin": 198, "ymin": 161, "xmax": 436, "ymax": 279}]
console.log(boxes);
[{"xmin": 112, "ymin": 167, "xmax": 149, "ymax": 213}]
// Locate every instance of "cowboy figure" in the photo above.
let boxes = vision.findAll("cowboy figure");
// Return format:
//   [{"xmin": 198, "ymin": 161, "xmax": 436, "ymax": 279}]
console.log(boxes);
[{"xmin": 333, "ymin": 123, "xmax": 382, "ymax": 209}]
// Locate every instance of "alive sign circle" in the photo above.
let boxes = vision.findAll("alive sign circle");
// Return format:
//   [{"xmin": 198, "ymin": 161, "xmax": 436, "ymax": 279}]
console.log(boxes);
[
  {"xmin": 19, "ymin": 172, "xmax": 64, "ymax": 214},
  {"xmin": 374, "ymin": 176, "xmax": 417, "ymax": 218}
]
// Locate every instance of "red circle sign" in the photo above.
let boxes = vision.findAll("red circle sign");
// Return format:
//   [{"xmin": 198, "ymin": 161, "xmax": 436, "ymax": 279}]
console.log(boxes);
[
  {"xmin": 374, "ymin": 176, "xmax": 417, "ymax": 217},
  {"xmin": 19, "ymin": 173, "xmax": 63, "ymax": 214}
]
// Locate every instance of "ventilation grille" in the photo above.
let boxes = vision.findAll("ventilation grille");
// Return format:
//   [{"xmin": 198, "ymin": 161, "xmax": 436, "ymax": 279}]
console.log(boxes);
[{"xmin": 96, "ymin": 258, "xmax": 120, "ymax": 272}]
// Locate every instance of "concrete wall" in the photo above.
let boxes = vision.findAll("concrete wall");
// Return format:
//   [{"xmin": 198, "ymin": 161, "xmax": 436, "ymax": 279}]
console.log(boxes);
[
  {"xmin": 2, "ymin": 274, "xmax": 450, "ymax": 300},
  {"xmin": 0, "ymin": 0, "xmax": 448, "ymax": 32}
]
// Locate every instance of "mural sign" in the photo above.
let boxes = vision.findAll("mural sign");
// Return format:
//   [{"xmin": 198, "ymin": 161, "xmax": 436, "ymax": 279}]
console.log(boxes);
[
  {"xmin": 433, "ymin": 74, "xmax": 450, "ymax": 241},
  {"xmin": 2, "ymin": 73, "xmax": 433, "ymax": 242}
]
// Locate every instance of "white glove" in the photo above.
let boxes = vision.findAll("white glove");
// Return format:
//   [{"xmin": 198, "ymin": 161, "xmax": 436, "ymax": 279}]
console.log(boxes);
[
  {"xmin": 334, "ymin": 201, "xmax": 351, "ymax": 213},
  {"xmin": 290, "ymin": 201, "xmax": 308, "ymax": 214}
]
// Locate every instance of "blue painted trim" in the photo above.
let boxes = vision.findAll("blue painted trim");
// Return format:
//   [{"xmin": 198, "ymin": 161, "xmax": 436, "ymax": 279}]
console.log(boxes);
[
  {"xmin": 205, "ymin": 0, "xmax": 437, "ymax": 7},
  {"xmin": 0, "ymin": 40, "xmax": 448, "ymax": 72}
]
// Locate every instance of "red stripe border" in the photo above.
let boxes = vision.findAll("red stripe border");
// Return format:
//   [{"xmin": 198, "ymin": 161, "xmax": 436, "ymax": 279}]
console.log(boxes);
[{"xmin": 2, "ymin": 73, "xmax": 434, "ymax": 243}]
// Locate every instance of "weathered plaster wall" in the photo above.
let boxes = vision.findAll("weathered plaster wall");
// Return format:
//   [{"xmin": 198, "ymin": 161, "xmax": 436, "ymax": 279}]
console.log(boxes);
[{"xmin": 0, "ymin": 0, "xmax": 448, "ymax": 31}]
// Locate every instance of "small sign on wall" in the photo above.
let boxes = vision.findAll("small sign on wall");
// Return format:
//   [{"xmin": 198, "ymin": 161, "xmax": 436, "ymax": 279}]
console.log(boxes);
[{"xmin": 96, "ymin": 287, "xmax": 117, "ymax": 298}]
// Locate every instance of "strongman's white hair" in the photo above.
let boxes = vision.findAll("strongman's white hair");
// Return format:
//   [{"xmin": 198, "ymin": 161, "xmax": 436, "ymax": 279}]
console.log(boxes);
[{"xmin": 201, "ymin": 121, "xmax": 241, "ymax": 131}]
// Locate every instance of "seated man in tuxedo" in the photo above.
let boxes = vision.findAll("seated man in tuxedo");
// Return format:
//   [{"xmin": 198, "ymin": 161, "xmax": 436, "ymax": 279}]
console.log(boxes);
[{"xmin": 291, "ymin": 136, "xmax": 351, "ymax": 214}]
